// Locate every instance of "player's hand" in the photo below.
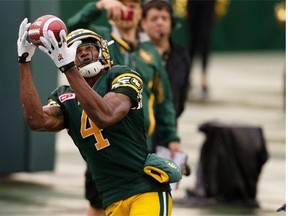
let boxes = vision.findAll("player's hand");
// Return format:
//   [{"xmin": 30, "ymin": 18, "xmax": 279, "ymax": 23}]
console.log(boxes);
[
  {"xmin": 168, "ymin": 141, "xmax": 191, "ymax": 176},
  {"xmin": 96, "ymin": 0, "xmax": 131, "ymax": 21},
  {"xmin": 39, "ymin": 30, "xmax": 82, "ymax": 72},
  {"xmin": 168, "ymin": 141, "xmax": 182, "ymax": 158},
  {"xmin": 17, "ymin": 18, "xmax": 36, "ymax": 63}
]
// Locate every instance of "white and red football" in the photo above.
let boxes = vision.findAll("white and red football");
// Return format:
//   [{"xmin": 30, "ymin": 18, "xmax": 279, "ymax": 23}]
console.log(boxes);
[{"xmin": 27, "ymin": 15, "xmax": 67, "ymax": 46}]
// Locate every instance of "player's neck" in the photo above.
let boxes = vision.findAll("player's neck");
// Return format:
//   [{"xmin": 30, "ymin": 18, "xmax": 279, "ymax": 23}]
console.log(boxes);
[
  {"xmin": 153, "ymin": 38, "xmax": 170, "ymax": 56},
  {"xmin": 118, "ymin": 28, "xmax": 138, "ymax": 47},
  {"xmin": 84, "ymin": 71, "xmax": 105, "ymax": 87}
]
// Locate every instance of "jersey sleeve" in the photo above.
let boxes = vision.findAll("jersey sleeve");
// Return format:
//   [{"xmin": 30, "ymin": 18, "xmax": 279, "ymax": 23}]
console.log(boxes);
[
  {"xmin": 47, "ymin": 85, "xmax": 71, "ymax": 128},
  {"xmin": 66, "ymin": 2, "xmax": 113, "ymax": 47},
  {"xmin": 109, "ymin": 67, "xmax": 143, "ymax": 110},
  {"xmin": 67, "ymin": 2, "xmax": 102, "ymax": 31}
]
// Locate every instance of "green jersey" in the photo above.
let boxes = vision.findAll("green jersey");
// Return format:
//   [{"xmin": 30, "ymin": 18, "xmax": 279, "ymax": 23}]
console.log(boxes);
[
  {"xmin": 48, "ymin": 65, "xmax": 170, "ymax": 208},
  {"xmin": 67, "ymin": 2, "xmax": 180, "ymax": 151}
]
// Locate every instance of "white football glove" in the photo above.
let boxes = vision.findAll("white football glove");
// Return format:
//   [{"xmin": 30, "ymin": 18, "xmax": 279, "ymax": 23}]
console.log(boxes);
[
  {"xmin": 17, "ymin": 18, "xmax": 36, "ymax": 63},
  {"xmin": 39, "ymin": 30, "xmax": 82, "ymax": 73}
]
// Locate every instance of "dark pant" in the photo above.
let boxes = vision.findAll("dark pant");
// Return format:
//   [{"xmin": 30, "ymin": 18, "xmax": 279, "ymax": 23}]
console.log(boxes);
[
  {"xmin": 187, "ymin": 0, "xmax": 216, "ymax": 72},
  {"xmin": 85, "ymin": 167, "xmax": 103, "ymax": 209}
]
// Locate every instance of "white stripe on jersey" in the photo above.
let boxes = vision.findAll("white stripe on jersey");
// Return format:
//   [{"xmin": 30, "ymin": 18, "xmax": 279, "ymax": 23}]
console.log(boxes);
[{"xmin": 162, "ymin": 192, "xmax": 167, "ymax": 216}]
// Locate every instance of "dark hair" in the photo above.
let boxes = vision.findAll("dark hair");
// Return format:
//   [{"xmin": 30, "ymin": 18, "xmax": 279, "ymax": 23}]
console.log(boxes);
[{"xmin": 142, "ymin": 0, "xmax": 175, "ymax": 28}]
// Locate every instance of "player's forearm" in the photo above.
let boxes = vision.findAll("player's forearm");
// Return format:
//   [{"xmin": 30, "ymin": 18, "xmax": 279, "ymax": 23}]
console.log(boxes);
[
  {"xmin": 64, "ymin": 67, "xmax": 117, "ymax": 128},
  {"xmin": 19, "ymin": 63, "xmax": 46, "ymax": 130}
]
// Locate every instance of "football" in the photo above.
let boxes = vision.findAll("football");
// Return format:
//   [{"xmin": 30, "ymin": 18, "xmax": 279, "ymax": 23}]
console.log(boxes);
[{"xmin": 27, "ymin": 15, "xmax": 67, "ymax": 46}]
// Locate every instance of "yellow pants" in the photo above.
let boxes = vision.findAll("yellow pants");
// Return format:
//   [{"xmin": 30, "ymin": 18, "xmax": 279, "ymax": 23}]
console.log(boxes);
[{"xmin": 104, "ymin": 191, "xmax": 172, "ymax": 216}]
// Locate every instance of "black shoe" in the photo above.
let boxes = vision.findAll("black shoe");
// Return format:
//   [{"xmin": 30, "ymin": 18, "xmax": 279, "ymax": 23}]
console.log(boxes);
[{"xmin": 277, "ymin": 203, "xmax": 286, "ymax": 212}]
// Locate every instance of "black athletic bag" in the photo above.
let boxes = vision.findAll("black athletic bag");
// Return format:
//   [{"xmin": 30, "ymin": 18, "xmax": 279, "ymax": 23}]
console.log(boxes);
[{"xmin": 192, "ymin": 121, "xmax": 269, "ymax": 207}]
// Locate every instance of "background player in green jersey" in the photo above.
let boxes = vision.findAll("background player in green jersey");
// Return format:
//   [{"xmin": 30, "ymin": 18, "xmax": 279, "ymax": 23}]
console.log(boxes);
[
  {"xmin": 67, "ymin": 0, "xmax": 181, "ymax": 153},
  {"xmin": 67, "ymin": 1, "xmax": 183, "ymax": 215},
  {"xmin": 17, "ymin": 17, "xmax": 173, "ymax": 215}
]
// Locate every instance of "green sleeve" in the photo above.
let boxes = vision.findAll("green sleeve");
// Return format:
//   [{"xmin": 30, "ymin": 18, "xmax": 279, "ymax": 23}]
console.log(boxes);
[
  {"xmin": 66, "ymin": 2, "xmax": 103, "ymax": 31},
  {"xmin": 153, "ymin": 54, "xmax": 180, "ymax": 146},
  {"xmin": 66, "ymin": 1, "xmax": 113, "ymax": 43},
  {"xmin": 47, "ymin": 85, "xmax": 71, "ymax": 129}
]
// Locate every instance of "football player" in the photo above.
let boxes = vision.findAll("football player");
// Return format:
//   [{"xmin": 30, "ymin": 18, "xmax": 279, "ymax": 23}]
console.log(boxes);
[
  {"xmin": 17, "ymin": 18, "xmax": 173, "ymax": 215},
  {"xmin": 67, "ymin": 0, "xmax": 182, "ymax": 215}
]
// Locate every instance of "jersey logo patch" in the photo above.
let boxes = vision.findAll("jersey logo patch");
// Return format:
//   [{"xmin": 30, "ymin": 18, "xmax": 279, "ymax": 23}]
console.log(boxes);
[
  {"xmin": 59, "ymin": 93, "xmax": 76, "ymax": 103},
  {"xmin": 139, "ymin": 49, "xmax": 154, "ymax": 63},
  {"xmin": 130, "ymin": 77, "xmax": 142, "ymax": 90}
]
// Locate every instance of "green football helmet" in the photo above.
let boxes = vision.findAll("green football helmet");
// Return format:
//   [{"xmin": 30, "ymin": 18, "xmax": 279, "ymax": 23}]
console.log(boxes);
[{"xmin": 66, "ymin": 29, "xmax": 113, "ymax": 77}]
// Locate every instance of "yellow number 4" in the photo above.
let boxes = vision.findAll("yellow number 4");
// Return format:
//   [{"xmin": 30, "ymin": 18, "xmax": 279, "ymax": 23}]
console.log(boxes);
[{"xmin": 80, "ymin": 111, "xmax": 110, "ymax": 150}]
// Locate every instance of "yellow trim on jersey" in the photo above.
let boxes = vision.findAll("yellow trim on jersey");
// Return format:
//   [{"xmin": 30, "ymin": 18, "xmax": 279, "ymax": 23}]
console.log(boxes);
[
  {"xmin": 115, "ymin": 83, "xmax": 140, "ymax": 94},
  {"xmin": 112, "ymin": 73, "xmax": 143, "ymax": 85},
  {"xmin": 112, "ymin": 73, "xmax": 143, "ymax": 93},
  {"xmin": 139, "ymin": 48, "xmax": 154, "ymax": 63},
  {"xmin": 47, "ymin": 99, "xmax": 60, "ymax": 107},
  {"xmin": 147, "ymin": 94, "xmax": 155, "ymax": 135},
  {"xmin": 111, "ymin": 33, "xmax": 131, "ymax": 51}
]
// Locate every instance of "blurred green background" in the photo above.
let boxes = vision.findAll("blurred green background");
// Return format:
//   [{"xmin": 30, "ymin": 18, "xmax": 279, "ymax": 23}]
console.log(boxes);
[{"xmin": 60, "ymin": 0, "xmax": 285, "ymax": 51}]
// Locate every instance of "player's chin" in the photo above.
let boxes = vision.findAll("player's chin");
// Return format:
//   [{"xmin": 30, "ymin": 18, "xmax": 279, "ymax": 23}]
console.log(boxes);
[
  {"xmin": 153, "ymin": 32, "xmax": 166, "ymax": 40},
  {"xmin": 116, "ymin": 21, "xmax": 135, "ymax": 29}
]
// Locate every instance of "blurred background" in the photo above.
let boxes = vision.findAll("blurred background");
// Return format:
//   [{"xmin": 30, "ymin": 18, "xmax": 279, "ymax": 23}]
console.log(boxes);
[{"xmin": 0, "ymin": 0, "xmax": 285, "ymax": 215}]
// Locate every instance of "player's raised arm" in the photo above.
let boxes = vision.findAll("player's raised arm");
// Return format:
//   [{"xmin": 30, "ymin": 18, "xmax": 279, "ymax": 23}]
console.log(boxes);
[{"xmin": 17, "ymin": 18, "xmax": 65, "ymax": 132}]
